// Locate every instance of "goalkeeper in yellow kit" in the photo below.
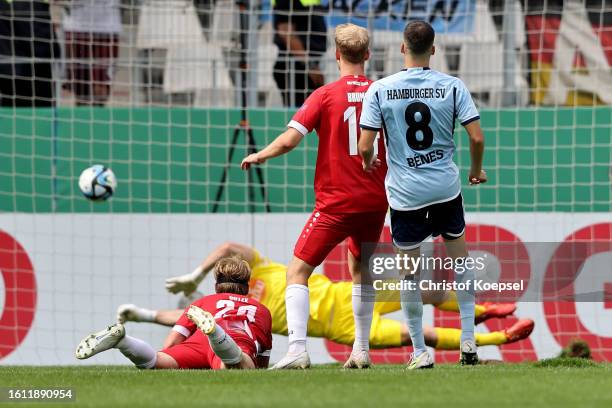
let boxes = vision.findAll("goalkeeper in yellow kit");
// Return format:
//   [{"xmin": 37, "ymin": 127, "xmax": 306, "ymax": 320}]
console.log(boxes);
[{"xmin": 117, "ymin": 242, "xmax": 533, "ymax": 350}]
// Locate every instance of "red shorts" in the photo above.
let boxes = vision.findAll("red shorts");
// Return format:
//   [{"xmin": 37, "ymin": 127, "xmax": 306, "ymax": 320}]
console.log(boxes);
[
  {"xmin": 161, "ymin": 331, "xmax": 256, "ymax": 370},
  {"xmin": 294, "ymin": 210, "xmax": 387, "ymax": 267}
]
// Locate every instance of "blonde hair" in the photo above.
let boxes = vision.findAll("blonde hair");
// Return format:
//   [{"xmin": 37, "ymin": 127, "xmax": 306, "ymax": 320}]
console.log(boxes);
[
  {"xmin": 335, "ymin": 23, "xmax": 369, "ymax": 64},
  {"xmin": 214, "ymin": 256, "xmax": 251, "ymax": 296}
]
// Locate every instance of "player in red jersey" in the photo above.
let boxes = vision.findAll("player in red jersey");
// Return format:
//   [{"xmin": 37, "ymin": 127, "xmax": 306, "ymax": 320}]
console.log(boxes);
[
  {"xmin": 241, "ymin": 24, "xmax": 387, "ymax": 369},
  {"xmin": 75, "ymin": 257, "xmax": 272, "ymax": 370}
]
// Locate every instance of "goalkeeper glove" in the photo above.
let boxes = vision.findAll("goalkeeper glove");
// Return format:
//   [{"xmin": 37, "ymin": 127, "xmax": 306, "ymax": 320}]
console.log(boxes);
[{"xmin": 165, "ymin": 266, "xmax": 204, "ymax": 296}]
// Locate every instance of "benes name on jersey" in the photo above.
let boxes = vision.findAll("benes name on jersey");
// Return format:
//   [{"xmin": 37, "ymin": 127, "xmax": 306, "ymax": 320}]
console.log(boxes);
[
  {"xmin": 407, "ymin": 150, "xmax": 444, "ymax": 168},
  {"xmin": 387, "ymin": 88, "xmax": 446, "ymax": 100}
]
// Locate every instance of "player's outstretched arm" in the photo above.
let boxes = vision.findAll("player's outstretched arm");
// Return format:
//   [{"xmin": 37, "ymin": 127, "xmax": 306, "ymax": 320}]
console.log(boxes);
[
  {"xmin": 464, "ymin": 120, "xmax": 487, "ymax": 185},
  {"xmin": 165, "ymin": 242, "xmax": 257, "ymax": 295},
  {"xmin": 358, "ymin": 129, "xmax": 382, "ymax": 172},
  {"xmin": 241, "ymin": 128, "xmax": 304, "ymax": 170}
]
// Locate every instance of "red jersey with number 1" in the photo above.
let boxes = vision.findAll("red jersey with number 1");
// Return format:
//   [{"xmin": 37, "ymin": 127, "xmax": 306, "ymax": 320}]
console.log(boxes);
[
  {"xmin": 174, "ymin": 293, "xmax": 273, "ymax": 361},
  {"xmin": 288, "ymin": 75, "xmax": 388, "ymax": 213}
]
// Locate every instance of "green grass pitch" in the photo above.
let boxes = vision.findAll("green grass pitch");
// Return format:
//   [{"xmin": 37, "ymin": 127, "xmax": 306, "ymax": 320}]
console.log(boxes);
[{"xmin": 1, "ymin": 360, "xmax": 611, "ymax": 407}]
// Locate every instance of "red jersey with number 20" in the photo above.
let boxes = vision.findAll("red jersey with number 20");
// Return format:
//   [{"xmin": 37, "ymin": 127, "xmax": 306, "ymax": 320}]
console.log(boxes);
[
  {"xmin": 288, "ymin": 75, "xmax": 388, "ymax": 213},
  {"xmin": 174, "ymin": 293, "xmax": 273, "ymax": 359}
]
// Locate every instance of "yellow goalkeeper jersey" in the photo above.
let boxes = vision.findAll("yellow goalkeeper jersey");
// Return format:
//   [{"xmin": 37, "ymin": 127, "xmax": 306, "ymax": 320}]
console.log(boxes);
[{"xmin": 247, "ymin": 250, "xmax": 333, "ymax": 336}]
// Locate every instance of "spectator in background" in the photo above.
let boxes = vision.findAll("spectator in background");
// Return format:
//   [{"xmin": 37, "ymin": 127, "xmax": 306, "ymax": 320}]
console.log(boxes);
[
  {"xmin": 193, "ymin": 0, "xmax": 216, "ymax": 39},
  {"xmin": 61, "ymin": 0, "xmax": 121, "ymax": 106},
  {"xmin": 0, "ymin": 0, "xmax": 58, "ymax": 107},
  {"xmin": 273, "ymin": 0, "xmax": 327, "ymax": 107}
]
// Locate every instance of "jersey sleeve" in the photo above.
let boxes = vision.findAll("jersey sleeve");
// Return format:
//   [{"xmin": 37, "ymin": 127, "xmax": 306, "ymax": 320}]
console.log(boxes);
[
  {"xmin": 172, "ymin": 307, "xmax": 196, "ymax": 338},
  {"xmin": 455, "ymin": 79, "xmax": 480, "ymax": 126},
  {"xmin": 288, "ymin": 89, "xmax": 323, "ymax": 135},
  {"xmin": 360, "ymin": 82, "xmax": 383, "ymax": 131}
]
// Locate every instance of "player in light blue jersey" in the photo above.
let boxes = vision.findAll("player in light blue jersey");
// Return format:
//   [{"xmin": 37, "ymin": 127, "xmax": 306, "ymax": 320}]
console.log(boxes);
[{"xmin": 358, "ymin": 21, "xmax": 487, "ymax": 369}]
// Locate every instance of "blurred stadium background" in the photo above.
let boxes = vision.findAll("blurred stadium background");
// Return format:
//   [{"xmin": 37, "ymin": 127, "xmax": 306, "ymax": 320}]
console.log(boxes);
[{"xmin": 0, "ymin": 0, "xmax": 610, "ymax": 366}]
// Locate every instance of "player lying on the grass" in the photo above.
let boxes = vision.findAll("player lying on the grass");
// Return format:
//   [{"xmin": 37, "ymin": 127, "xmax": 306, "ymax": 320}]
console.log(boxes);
[
  {"xmin": 117, "ymin": 241, "xmax": 534, "ymax": 350},
  {"xmin": 76, "ymin": 257, "xmax": 273, "ymax": 370}
]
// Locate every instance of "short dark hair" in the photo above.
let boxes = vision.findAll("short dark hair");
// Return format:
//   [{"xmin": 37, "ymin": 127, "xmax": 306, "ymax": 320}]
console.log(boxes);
[{"xmin": 403, "ymin": 20, "xmax": 435, "ymax": 55}]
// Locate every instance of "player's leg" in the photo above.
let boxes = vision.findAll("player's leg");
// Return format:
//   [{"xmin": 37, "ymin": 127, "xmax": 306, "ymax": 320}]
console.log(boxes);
[
  {"xmin": 225, "ymin": 353, "xmax": 257, "ymax": 369},
  {"xmin": 187, "ymin": 305, "xmax": 245, "ymax": 367},
  {"xmin": 344, "ymin": 211, "xmax": 386, "ymax": 368},
  {"xmin": 215, "ymin": 354, "xmax": 256, "ymax": 370},
  {"xmin": 324, "ymin": 277, "xmax": 372, "ymax": 368},
  {"xmin": 421, "ymin": 291, "xmax": 517, "ymax": 324},
  {"xmin": 376, "ymin": 290, "xmax": 516, "ymax": 325},
  {"xmin": 430, "ymin": 319, "xmax": 535, "ymax": 350},
  {"xmin": 344, "ymin": 251, "xmax": 374, "ymax": 368},
  {"xmin": 390, "ymin": 207, "xmax": 434, "ymax": 369},
  {"xmin": 432, "ymin": 194, "xmax": 478, "ymax": 365},
  {"xmin": 206, "ymin": 350, "xmax": 257, "ymax": 370},
  {"xmin": 274, "ymin": 211, "xmax": 348, "ymax": 369},
  {"xmin": 395, "ymin": 324, "xmax": 449, "ymax": 349},
  {"xmin": 393, "ymin": 323, "xmax": 483, "ymax": 349},
  {"xmin": 369, "ymin": 316, "xmax": 403, "ymax": 349},
  {"xmin": 443, "ymin": 233, "xmax": 478, "ymax": 364},
  {"xmin": 154, "ymin": 352, "xmax": 180, "ymax": 369},
  {"xmin": 364, "ymin": 316, "xmax": 459, "ymax": 350},
  {"xmin": 75, "ymin": 323, "xmax": 158, "ymax": 369},
  {"xmin": 285, "ymin": 256, "xmax": 315, "ymax": 355},
  {"xmin": 365, "ymin": 315, "xmax": 534, "ymax": 351},
  {"xmin": 398, "ymin": 249, "xmax": 435, "ymax": 369}
]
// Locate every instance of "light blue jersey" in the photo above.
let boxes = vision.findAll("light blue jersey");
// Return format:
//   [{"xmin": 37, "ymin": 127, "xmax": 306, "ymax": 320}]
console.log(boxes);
[{"xmin": 360, "ymin": 67, "xmax": 479, "ymax": 210}]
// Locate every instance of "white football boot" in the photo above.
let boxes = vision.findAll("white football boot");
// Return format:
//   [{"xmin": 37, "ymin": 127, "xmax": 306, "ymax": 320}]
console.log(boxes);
[
  {"xmin": 186, "ymin": 305, "xmax": 216, "ymax": 335},
  {"xmin": 460, "ymin": 339, "xmax": 479, "ymax": 365},
  {"xmin": 269, "ymin": 351, "xmax": 311, "ymax": 370},
  {"xmin": 343, "ymin": 350, "xmax": 372, "ymax": 369},
  {"xmin": 75, "ymin": 323, "xmax": 125, "ymax": 360},
  {"xmin": 407, "ymin": 351, "xmax": 434, "ymax": 370}
]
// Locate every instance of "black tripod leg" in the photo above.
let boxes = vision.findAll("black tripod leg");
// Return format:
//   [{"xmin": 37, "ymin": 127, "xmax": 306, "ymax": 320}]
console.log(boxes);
[
  {"xmin": 212, "ymin": 127, "xmax": 242, "ymax": 213},
  {"xmin": 246, "ymin": 127, "xmax": 271, "ymax": 212},
  {"xmin": 247, "ymin": 160, "xmax": 255, "ymax": 213},
  {"xmin": 253, "ymin": 166, "xmax": 270, "ymax": 212}
]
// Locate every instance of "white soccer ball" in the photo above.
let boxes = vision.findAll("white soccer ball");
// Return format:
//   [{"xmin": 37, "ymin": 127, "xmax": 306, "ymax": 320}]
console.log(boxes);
[{"xmin": 78, "ymin": 165, "xmax": 117, "ymax": 201}]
